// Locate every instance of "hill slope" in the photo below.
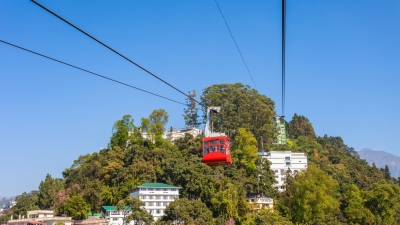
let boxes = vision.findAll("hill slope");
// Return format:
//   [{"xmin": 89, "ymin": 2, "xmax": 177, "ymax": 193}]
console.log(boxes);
[{"xmin": 358, "ymin": 148, "xmax": 400, "ymax": 177}]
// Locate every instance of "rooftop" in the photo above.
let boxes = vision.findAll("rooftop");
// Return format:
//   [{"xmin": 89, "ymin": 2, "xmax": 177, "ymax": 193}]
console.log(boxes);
[
  {"xmin": 102, "ymin": 206, "xmax": 131, "ymax": 211},
  {"xmin": 134, "ymin": 182, "xmax": 180, "ymax": 188}
]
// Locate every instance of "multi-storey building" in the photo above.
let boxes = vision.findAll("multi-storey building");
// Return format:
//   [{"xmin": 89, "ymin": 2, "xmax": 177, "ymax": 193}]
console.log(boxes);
[
  {"xmin": 129, "ymin": 183, "xmax": 180, "ymax": 221},
  {"xmin": 259, "ymin": 151, "xmax": 308, "ymax": 191},
  {"xmin": 246, "ymin": 193, "xmax": 273, "ymax": 213}
]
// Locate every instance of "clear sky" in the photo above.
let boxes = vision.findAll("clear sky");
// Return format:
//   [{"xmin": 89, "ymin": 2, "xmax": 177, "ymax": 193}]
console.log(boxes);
[{"xmin": 1, "ymin": 0, "xmax": 399, "ymax": 197}]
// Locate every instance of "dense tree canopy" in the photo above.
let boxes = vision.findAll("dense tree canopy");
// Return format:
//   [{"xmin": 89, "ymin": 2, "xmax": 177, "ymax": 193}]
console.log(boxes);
[
  {"xmin": 13, "ymin": 83, "xmax": 399, "ymax": 224},
  {"xmin": 200, "ymin": 83, "xmax": 276, "ymax": 150},
  {"xmin": 286, "ymin": 114, "xmax": 316, "ymax": 139}
]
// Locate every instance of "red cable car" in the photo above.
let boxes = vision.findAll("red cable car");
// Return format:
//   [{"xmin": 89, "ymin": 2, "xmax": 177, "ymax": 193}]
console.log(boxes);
[
  {"xmin": 202, "ymin": 135, "xmax": 233, "ymax": 167},
  {"xmin": 202, "ymin": 107, "xmax": 233, "ymax": 167}
]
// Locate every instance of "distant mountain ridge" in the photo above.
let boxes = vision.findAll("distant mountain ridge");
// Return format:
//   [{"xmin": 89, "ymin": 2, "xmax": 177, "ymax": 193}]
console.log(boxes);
[{"xmin": 358, "ymin": 148, "xmax": 400, "ymax": 177}]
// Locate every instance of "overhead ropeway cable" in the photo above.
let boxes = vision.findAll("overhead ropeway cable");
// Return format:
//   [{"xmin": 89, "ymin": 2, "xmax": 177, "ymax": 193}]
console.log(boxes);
[
  {"xmin": 0, "ymin": 39, "xmax": 186, "ymax": 106},
  {"xmin": 282, "ymin": 0, "xmax": 286, "ymax": 116},
  {"xmin": 31, "ymin": 0, "xmax": 200, "ymax": 104},
  {"xmin": 213, "ymin": 0, "xmax": 258, "ymax": 90}
]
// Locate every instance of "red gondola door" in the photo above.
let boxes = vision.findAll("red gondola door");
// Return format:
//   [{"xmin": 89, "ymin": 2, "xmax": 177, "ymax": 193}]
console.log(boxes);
[{"xmin": 202, "ymin": 136, "xmax": 233, "ymax": 167}]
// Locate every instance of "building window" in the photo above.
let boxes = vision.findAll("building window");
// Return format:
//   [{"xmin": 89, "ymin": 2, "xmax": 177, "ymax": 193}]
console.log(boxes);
[
  {"xmin": 162, "ymin": 188, "xmax": 168, "ymax": 191},
  {"xmin": 113, "ymin": 218, "xmax": 118, "ymax": 221},
  {"xmin": 111, "ymin": 211, "xmax": 120, "ymax": 215},
  {"xmin": 274, "ymin": 170, "xmax": 278, "ymax": 173},
  {"xmin": 141, "ymin": 188, "xmax": 147, "ymax": 191},
  {"xmin": 285, "ymin": 156, "xmax": 290, "ymax": 160},
  {"xmin": 140, "ymin": 195, "xmax": 146, "ymax": 200},
  {"xmin": 281, "ymin": 177, "xmax": 286, "ymax": 181},
  {"xmin": 156, "ymin": 210, "xmax": 161, "ymax": 214},
  {"xmin": 156, "ymin": 202, "xmax": 161, "ymax": 206},
  {"xmin": 251, "ymin": 199, "xmax": 255, "ymax": 202},
  {"xmin": 148, "ymin": 202, "xmax": 154, "ymax": 206},
  {"xmin": 169, "ymin": 196, "xmax": 174, "ymax": 199},
  {"xmin": 155, "ymin": 195, "xmax": 161, "ymax": 200},
  {"xmin": 285, "ymin": 162, "xmax": 291, "ymax": 166},
  {"xmin": 148, "ymin": 195, "xmax": 154, "ymax": 199},
  {"xmin": 148, "ymin": 188, "xmax": 154, "ymax": 191},
  {"xmin": 163, "ymin": 196, "xmax": 168, "ymax": 200}
]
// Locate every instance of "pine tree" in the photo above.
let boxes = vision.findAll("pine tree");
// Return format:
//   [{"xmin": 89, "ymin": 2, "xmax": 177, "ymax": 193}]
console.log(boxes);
[{"xmin": 183, "ymin": 90, "xmax": 200, "ymax": 128}]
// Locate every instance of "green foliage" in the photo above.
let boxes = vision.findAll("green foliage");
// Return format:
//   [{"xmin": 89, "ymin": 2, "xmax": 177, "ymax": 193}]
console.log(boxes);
[
  {"xmin": 363, "ymin": 181, "xmax": 400, "ymax": 224},
  {"xmin": 286, "ymin": 114, "xmax": 316, "ymax": 139},
  {"xmin": 140, "ymin": 109, "xmax": 169, "ymax": 142},
  {"xmin": 38, "ymin": 174, "xmax": 63, "ymax": 211},
  {"xmin": 278, "ymin": 164, "xmax": 340, "ymax": 224},
  {"xmin": 232, "ymin": 128, "xmax": 259, "ymax": 173},
  {"xmin": 183, "ymin": 90, "xmax": 201, "ymax": 128},
  {"xmin": 158, "ymin": 198, "xmax": 213, "ymax": 225},
  {"xmin": 18, "ymin": 103, "xmax": 397, "ymax": 224},
  {"xmin": 200, "ymin": 83, "xmax": 275, "ymax": 150},
  {"xmin": 342, "ymin": 184, "xmax": 374, "ymax": 225},
  {"xmin": 54, "ymin": 222, "xmax": 65, "ymax": 225},
  {"xmin": 242, "ymin": 209, "xmax": 293, "ymax": 225},
  {"xmin": 61, "ymin": 195, "xmax": 90, "ymax": 220},
  {"xmin": 12, "ymin": 191, "xmax": 40, "ymax": 217},
  {"xmin": 123, "ymin": 197, "xmax": 153, "ymax": 225},
  {"xmin": 109, "ymin": 115, "xmax": 137, "ymax": 150}
]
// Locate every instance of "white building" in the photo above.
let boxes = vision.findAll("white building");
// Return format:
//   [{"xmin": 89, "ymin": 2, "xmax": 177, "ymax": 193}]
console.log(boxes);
[
  {"xmin": 130, "ymin": 183, "xmax": 180, "ymax": 221},
  {"xmin": 7, "ymin": 210, "xmax": 72, "ymax": 225},
  {"xmin": 141, "ymin": 127, "xmax": 202, "ymax": 143},
  {"xmin": 258, "ymin": 151, "xmax": 308, "ymax": 191},
  {"xmin": 101, "ymin": 206, "xmax": 132, "ymax": 225}
]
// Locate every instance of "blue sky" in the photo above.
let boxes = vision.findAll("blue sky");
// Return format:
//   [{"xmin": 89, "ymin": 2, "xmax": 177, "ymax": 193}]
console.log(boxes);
[{"xmin": 1, "ymin": 0, "xmax": 399, "ymax": 196}]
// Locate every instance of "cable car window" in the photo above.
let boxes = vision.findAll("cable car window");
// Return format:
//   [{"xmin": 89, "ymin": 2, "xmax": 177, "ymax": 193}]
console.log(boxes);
[
  {"xmin": 211, "ymin": 140, "xmax": 218, "ymax": 145},
  {"xmin": 220, "ymin": 145, "xmax": 225, "ymax": 154},
  {"xmin": 220, "ymin": 140, "xmax": 225, "ymax": 145},
  {"xmin": 204, "ymin": 146, "xmax": 209, "ymax": 155},
  {"xmin": 204, "ymin": 141, "xmax": 208, "ymax": 146}
]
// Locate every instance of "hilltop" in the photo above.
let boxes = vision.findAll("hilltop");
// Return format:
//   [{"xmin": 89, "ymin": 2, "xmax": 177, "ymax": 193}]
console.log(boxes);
[{"xmin": 1, "ymin": 83, "xmax": 399, "ymax": 225}]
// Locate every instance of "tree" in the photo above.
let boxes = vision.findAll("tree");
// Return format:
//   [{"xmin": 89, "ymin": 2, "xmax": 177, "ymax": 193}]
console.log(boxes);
[
  {"xmin": 231, "ymin": 128, "xmax": 259, "ymax": 173},
  {"xmin": 123, "ymin": 197, "xmax": 153, "ymax": 225},
  {"xmin": 38, "ymin": 174, "xmax": 63, "ymax": 211},
  {"xmin": 380, "ymin": 164, "xmax": 391, "ymax": 180},
  {"xmin": 287, "ymin": 114, "xmax": 315, "ymax": 139},
  {"xmin": 12, "ymin": 191, "xmax": 40, "ymax": 218},
  {"xmin": 200, "ymin": 83, "xmax": 275, "ymax": 150},
  {"xmin": 158, "ymin": 198, "xmax": 214, "ymax": 225},
  {"xmin": 109, "ymin": 115, "xmax": 137, "ymax": 150},
  {"xmin": 342, "ymin": 184, "xmax": 374, "ymax": 224},
  {"xmin": 363, "ymin": 181, "xmax": 400, "ymax": 224},
  {"xmin": 62, "ymin": 195, "xmax": 90, "ymax": 220},
  {"xmin": 183, "ymin": 90, "xmax": 201, "ymax": 128},
  {"xmin": 211, "ymin": 183, "xmax": 240, "ymax": 220},
  {"xmin": 278, "ymin": 164, "xmax": 340, "ymax": 224},
  {"xmin": 141, "ymin": 109, "xmax": 169, "ymax": 142}
]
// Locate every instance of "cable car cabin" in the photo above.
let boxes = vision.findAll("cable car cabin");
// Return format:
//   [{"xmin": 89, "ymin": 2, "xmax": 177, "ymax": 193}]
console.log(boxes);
[{"xmin": 202, "ymin": 136, "xmax": 233, "ymax": 167}]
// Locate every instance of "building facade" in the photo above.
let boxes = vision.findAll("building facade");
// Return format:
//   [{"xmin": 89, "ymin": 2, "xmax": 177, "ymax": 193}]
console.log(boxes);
[
  {"xmin": 259, "ymin": 151, "xmax": 308, "ymax": 191},
  {"xmin": 129, "ymin": 183, "xmax": 180, "ymax": 221},
  {"xmin": 7, "ymin": 210, "xmax": 72, "ymax": 225},
  {"xmin": 246, "ymin": 193, "xmax": 273, "ymax": 213},
  {"xmin": 100, "ymin": 206, "xmax": 132, "ymax": 225}
]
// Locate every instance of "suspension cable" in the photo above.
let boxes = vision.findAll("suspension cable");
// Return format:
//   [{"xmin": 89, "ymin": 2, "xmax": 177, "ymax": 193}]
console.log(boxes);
[
  {"xmin": 282, "ymin": 0, "xmax": 286, "ymax": 116},
  {"xmin": 0, "ymin": 39, "xmax": 186, "ymax": 105},
  {"xmin": 31, "ymin": 0, "xmax": 199, "ymax": 104},
  {"xmin": 214, "ymin": 0, "xmax": 258, "ymax": 90}
]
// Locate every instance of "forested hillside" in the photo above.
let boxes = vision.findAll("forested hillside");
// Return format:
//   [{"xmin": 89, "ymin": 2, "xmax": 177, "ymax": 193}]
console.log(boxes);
[{"xmin": 1, "ymin": 83, "xmax": 400, "ymax": 225}]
